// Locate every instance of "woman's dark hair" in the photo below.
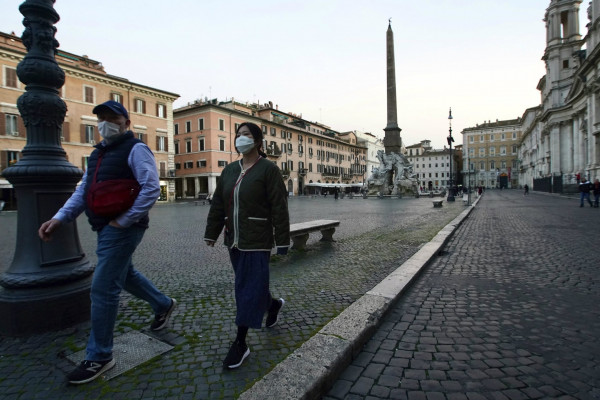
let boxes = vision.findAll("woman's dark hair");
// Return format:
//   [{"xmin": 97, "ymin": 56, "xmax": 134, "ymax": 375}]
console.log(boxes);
[{"xmin": 236, "ymin": 122, "xmax": 267, "ymax": 158}]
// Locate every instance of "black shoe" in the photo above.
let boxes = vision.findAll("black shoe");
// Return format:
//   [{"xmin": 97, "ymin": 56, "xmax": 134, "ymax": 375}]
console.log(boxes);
[
  {"xmin": 266, "ymin": 298, "xmax": 285, "ymax": 328},
  {"xmin": 151, "ymin": 298, "xmax": 177, "ymax": 331},
  {"xmin": 67, "ymin": 359, "xmax": 115, "ymax": 385},
  {"xmin": 223, "ymin": 340, "xmax": 250, "ymax": 369}
]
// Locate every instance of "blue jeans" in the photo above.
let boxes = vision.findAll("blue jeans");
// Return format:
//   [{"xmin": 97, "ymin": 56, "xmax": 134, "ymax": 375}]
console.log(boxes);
[
  {"xmin": 86, "ymin": 225, "xmax": 171, "ymax": 361},
  {"xmin": 580, "ymin": 192, "xmax": 592, "ymax": 207}
]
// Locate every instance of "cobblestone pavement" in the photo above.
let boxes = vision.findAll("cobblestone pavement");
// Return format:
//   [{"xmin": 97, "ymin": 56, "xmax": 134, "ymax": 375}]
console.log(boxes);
[
  {"xmin": 0, "ymin": 195, "xmax": 465, "ymax": 400},
  {"xmin": 325, "ymin": 190, "xmax": 600, "ymax": 400}
]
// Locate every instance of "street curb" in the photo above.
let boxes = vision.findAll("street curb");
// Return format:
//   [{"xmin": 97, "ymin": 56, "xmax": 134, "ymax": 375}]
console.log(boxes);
[{"xmin": 239, "ymin": 196, "xmax": 481, "ymax": 400}]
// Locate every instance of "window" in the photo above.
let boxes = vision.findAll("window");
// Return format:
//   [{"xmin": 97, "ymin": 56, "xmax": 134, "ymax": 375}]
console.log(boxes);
[
  {"xmin": 281, "ymin": 162, "xmax": 287, "ymax": 170},
  {"xmin": 5, "ymin": 114, "xmax": 18, "ymax": 136},
  {"xmin": 490, "ymin": 160, "xmax": 495, "ymax": 169},
  {"xmin": 309, "ymin": 163, "xmax": 313, "ymax": 172},
  {"xmin": 563, "ymin": 59, "xmax": 569, "ymax": 69},
  {"xmin": 199, "ymin": 137, "xmax": 205, "ymax": 151},
  {"xmin": 111, "ymin": 92, "xmax": 122, "ymax": 104},
  {"xmin": 512, "ymin": 145, "xmax": 517, "ymax": 154},
  {"xmin": 198, "ymin": 118, "xmax": 204, "ymax": 130},
  {"xmin": 512, "ymin": 132, "xmax": 517, "ymax": 139},
  {"xmin": 219, "ymin": 138, "xmax": 225, "ymax": 151},
  {"xmin": 136, "ymin": 132, "xmax": 144, "ymax": 142},
  {"xmin": 218, "ymin": 160, "xmax": 227, "ymax": 167},
  {"xmin": 157, "ymin": 104, "xmax": 166, "ymax": 118},
  {"xmin": 184, "ymin": 161, "xmax": 193, "ymax": 169},
  {"xmin": 299, "ymin": 161, "xmax": 304, "ymax": 170},
  {"xmin": 262, "ymin": 125, "xmax": 267, "ymax": 135},
  {"xmin": 288, "ymin": 131, "xmax": 292, "ymax": 140},
  {"xmin": 490, "ymin": 147, "xmax": 495, "ymax": 156},
  {"xmin": 308, "ymin": 138, "xmax": 313, "ymax": 144},
  {"xmin": 83, "ymin": 86, "xmax": 94, "ymax": 104},
  {"xmin": 174, "ymin": 123, "xmax": 179, "ymax": 135},
  {"xmin": 7, "ymin": 150, "xmax": 19, "ymax": 166},
  {"xmin": 219, "ymin": 119, "xmax": 225, "ymax": 131},
  {"xmin": 175, "ymin": 163, "xmax": 181, "ymax": 170},
  {"xmin": 500, "ymin": 146, "xmax": 507, "ymax": 155},
  {"xmin": 174, "ymin": 141, "xmax": 179, "ymax": 155},
  {"xmin": 288, "ymin": 160, "xmax": 293, "ymax": 171},
  {"xmin": 501, "ymin": 160, "xmax": 507, "ymax": 169},
  {"xmin": 287, "ymin": 143, "xmax": 292, "ymax": 153},
  {"xmin": 512, "ymin": 160, "xmax": 518, "ymax": 168},
  {"xmin": 197, "ymin": 160, "xmax": 207, "ymax": 168},
  {"xmin": 281, "ymin": 130, "xmax": 286, "ymax": 138},
  {"xmin": 186, "ymin": 140, "xmax": 192, "ymax": 153},
  {"xmin": 5, "ymin": 67, "xmax": 18, "ymax": 88},
  {"xmin": 469, "ymin": 148, "xmax": 474, "ymax": 156},
  {"xmin": 157, "ymin": 136, "xmax": 165, "ymax": 151},
  {"xmin": 480, "ymin": 135, "xmax": 484, "ymax": 142},
  {"xmin": 479, "ymin": 148, "xmax": 485, "ymax": 156},
  {"xmin": 270, "ymin": 127, "xmax": 276, "ymax": 136},
  {"xmin": 501, "ymin": 133, "xmax": 506, "ymax": 140},
  {"xmin": 480, "ymin": 161, "xmax": 485, "ymax": 170},
  {"xmin": 490, "ymin": 134, "xmax": 494, "ymax": 142},
  {"xmin": 85, "ymin": 125, "xmax": 95, "ymax": 143},
  {"xmin": 135, "ymin": 99, "xmax": 146, "ymax": 114},
  {"xmin": 185, "ymin": 121, "xmax": 191, "ymax": 133},
  {"xmin": 470, "ymin": 136, "xmax": 474, "ymax": 143}
]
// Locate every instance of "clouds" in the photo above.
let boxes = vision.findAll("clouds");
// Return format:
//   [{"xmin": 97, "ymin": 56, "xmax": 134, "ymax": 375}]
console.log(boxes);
[{"xmin": 0, "ymin": 1, "xmax": 571, "ymax": 148}]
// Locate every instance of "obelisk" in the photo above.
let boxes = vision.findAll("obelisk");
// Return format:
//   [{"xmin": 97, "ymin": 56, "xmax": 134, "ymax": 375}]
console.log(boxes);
[{"xmin": 383, "ymin": 20, "xmax": 402, "ymax": 154}]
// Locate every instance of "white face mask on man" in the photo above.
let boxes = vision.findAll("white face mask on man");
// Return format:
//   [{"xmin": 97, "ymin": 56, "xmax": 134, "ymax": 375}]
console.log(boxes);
[
  {"xmin": 97, "ymin": 121, "xmax": 122, "ymax": 140},
  {"xmin": 235, "ymin": 135, "xmax": 256, "ymax": 154}
]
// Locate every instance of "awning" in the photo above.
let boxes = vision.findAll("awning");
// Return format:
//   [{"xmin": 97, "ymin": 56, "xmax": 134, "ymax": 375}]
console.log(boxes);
[{"xmin": 305, "ymin": 183, "xmax": 364, "ymax": 188}]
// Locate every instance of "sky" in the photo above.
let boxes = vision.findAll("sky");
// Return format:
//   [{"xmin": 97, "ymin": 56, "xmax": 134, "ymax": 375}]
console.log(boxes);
[{"xmin": 0, "ymin": 1, "xmax": 589, "ymax": 149}]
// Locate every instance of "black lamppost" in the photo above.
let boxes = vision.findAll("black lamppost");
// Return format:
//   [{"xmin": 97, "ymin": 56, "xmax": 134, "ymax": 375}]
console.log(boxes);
[
  {"xmin": 0, "ymin": 0, "xmax": 93, "ymax": 336},
  {"xmin": 446, "ymin": 108, "xmax": 455, "ymax": 201}
]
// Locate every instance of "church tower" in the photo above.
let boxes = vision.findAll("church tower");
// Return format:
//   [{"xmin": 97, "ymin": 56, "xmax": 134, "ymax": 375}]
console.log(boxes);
[
  {"xmin": 542, "ymin": 0, "xmax": 583, "ymax": 109},
  {"xmin": 383, "ymin": 21, "xmax": 402, "ymax": 154}
]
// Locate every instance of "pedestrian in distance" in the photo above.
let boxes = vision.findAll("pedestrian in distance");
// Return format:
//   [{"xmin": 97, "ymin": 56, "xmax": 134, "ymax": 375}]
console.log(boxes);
[
  {"xmin": 593, "ymin": 178, "xmax": 600, "ymax": 208},
  {"xmin": 524, "ymin": 184, "xmax": 529, "ymax": 196},
  {"xmin": 579, "ymin": 176, "xmax": 594, "ymax": 207},
  {"xmin": 204, "ymin": 122, "xmax": 290, "ymax": 369},
  {"xmin": 38, "ymin": 101, "xmax": 177, "ymax": 385}
]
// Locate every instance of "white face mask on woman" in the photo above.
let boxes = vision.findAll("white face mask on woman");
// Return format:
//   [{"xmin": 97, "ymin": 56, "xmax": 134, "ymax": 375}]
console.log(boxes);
[
  {"xmin": 97, "ymin": 121, "xmax": 122, "ymax": 140},
  {"xmin": 235, "ymin": 135, "xmax": 256, "ymax": 154}
]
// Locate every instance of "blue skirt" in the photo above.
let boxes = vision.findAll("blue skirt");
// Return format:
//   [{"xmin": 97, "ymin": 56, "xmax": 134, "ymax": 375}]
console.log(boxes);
[{"xmin": 228, "ymin": 248, "xmax": 271, "ymax": 329}]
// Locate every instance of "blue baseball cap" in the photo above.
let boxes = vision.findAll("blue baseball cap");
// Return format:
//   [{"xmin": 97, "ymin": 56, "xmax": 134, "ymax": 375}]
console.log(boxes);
[{"xmin": 93, "ymin": 100, "xmax": 129, "ymax": 120}]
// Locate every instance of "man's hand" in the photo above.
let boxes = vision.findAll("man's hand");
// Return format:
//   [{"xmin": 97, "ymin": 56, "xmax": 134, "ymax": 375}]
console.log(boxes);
[
  {"xmin": 109, "ymin": 220, "xmax": 123, "ymax": 228},
  {"xmin": 38, "ymin": 218, "xmax": 62, "ymax": 242}
]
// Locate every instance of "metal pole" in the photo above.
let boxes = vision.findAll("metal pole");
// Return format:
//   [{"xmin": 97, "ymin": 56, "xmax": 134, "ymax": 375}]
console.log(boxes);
[{"xmin": 447, "ymin": 108, "xmax": 455, "ymax": 201}]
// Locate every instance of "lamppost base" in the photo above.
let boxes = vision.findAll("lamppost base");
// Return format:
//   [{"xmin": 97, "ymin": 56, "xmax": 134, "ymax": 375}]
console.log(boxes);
[
  {"xmin": 0, "ymin": 276, "xmax": 91, "ymax": 337},
  {"xmin": 447, "ymin": 195, "xmax": 455, "ymax": 202}
]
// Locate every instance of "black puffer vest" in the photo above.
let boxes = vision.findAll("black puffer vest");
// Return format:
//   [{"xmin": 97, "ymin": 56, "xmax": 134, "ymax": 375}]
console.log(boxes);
[{"xmin": 84, "ymin": 132, "xmax": 148, "ymax": 231}]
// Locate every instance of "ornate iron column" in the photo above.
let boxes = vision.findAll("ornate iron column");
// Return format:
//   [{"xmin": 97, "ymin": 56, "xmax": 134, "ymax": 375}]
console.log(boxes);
[
  {"xmin": 447, "ymin": 108, "xmax": 455, "ymax": 201},
  {"xmin": 0, "ymin": 0, "xmax": 93, "ymax": 336}
]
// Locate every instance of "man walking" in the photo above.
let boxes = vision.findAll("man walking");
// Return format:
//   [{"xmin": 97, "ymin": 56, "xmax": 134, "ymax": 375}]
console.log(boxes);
[
  {"xmin": 579, "ymin": 176, "xmax": 593, "ymax": 207},
  {"xmin": 38, "ymin": 100, "xmax": 176, "ymax": 384}
]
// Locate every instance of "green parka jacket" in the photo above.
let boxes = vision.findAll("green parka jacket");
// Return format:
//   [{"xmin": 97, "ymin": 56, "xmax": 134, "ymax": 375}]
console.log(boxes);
[{"xmin": 204, "ymin": 157, "xmax": 290, "ymax": 251}]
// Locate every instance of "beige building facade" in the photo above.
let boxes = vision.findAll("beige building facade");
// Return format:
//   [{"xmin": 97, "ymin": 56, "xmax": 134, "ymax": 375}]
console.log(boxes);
[
  {"xmin": 461, "ymin": 119, "xmax": 522, "ymax": 189},
  {"xmin": 173, "ymin": 99, "xmax": 367, "ymax": 198},
  {"xmin": 0, "ymin": 31, "xmax": 179, "ymax": 208}
]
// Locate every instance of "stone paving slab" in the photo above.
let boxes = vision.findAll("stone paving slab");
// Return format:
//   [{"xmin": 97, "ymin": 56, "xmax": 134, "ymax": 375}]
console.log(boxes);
[
  {"xmin": 324, "ymin": 190, "xmax": 600, "ymax": 400},
  {"xmin": 0, "ymin": 195, "xmax": 467, "ymax": 399},
  {"xmin": 66, "ymin": 331, "xmax": 174, "ymax": 381}
]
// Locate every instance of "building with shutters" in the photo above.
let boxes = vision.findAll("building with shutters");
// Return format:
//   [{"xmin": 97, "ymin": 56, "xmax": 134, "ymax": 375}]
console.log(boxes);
[
  {"xmin": 173, "ymin": 99, "xmax": 367, "ymax": 198},
  {"xmin": 0, "ymin": 31, "xmax": 179, "ymax": 209}
]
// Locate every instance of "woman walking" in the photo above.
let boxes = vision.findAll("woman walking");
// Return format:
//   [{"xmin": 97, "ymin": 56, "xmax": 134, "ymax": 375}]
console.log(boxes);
[{"xmin": 204, "ymin": 122, "xmax": 290, "ymax": 369}]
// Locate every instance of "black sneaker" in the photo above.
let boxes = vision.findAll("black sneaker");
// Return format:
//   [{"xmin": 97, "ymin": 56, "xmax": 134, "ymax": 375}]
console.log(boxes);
[
  {"xmin": 151, "ymin": 298, "xmax": 177, "ymax": 331},
  {"xmin": 223, "ymin": 340, "xmax": 250, "ymax": 369},
  {"xmin": 67, "ymin": 359, "xmax": 116, "ymax": 385},
  {"xmin": 266, "ymin": 298, "xmax": 285, "ymax": 328}
]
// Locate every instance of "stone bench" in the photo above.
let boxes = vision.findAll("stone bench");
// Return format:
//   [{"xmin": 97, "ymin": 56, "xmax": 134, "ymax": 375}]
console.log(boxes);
[
  {"xmin": 432, "ymin": 200, "xmax": 443, "ymax": 208},
  {"xmin": 289, "ymin": 219, "xmax": 340, "ymax": 250}
]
